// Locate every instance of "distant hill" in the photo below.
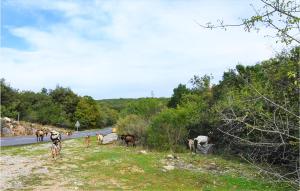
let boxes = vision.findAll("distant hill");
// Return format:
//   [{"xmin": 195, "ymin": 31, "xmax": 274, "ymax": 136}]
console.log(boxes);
[{"xmin": 97, "ymin": 97, "xmax": 170, "ymax": 112}]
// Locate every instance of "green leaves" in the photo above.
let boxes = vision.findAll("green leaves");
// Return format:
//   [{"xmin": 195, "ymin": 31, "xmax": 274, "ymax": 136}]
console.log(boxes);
[{"xmin": 74, "ymin": 96, "xmax": 104, "ymax": 129}]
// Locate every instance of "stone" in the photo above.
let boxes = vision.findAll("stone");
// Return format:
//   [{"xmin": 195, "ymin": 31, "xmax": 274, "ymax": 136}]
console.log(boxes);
[
  {"xmin": 186, "ymin": 164, "xmax": 194, "ymax": 169},
  {"xmin": 166, "ymin": 154, "xmax": 174, "ymax": 159},
  {"xmin": 12, "ymin": 121, "xmax": 19, "ymax": 125},
  {"xmin": 2, "ymin": 117, "xmax": 11, "ymax": 123},
  {"xmin": 195, "ymin": 144, "xmax": 214, "ymax": 154},
  {"xmin": 139, "ymin": 150, "xmax": 147, "ymax": 154},
  {"xmin": 102, "ymin": 133, "xmax": 118, "ymax": 144},
  {"xmin": 8, "ymin": 124, "xmax": 14, "ymax": 129},
  {"xmin": 1, "ymin": 127, "xmax": 13, "ymax": 136},
  {"xmin": 163, "ymin": 165, "xmax": 175, "ymax": 171}
]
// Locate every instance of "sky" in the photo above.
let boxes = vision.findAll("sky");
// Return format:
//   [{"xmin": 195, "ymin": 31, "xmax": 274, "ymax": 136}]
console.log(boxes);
[{"xmin": 1, "ymin": 0, "xmax": 283, "ymax": 99}]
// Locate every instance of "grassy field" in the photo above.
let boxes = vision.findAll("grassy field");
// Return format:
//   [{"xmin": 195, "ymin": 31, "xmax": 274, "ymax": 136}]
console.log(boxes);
[{"xmin": 0, "ymin": 137, "xmax": 293, "ymax": 191}]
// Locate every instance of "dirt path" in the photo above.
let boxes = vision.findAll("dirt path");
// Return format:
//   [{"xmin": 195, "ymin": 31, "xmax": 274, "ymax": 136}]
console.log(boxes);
[
  {"xmin": 0, "ymin": 155, "xmax": 45, "ymax": 190},
  {"xmin": 1, "ymin": 139, "xmax": 90, "ymax": 190}
]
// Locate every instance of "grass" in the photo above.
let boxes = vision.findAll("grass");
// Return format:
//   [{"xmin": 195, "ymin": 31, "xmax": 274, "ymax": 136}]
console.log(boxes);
[{"xmin": 1, "ymin": 137, "xmax": 294, "ymax": 191}]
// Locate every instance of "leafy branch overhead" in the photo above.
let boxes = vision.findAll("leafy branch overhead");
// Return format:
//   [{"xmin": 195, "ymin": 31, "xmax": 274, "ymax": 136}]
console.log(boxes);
[{"xmin": 196, "ymin": 0, "xmax": 300, "ymax": 45}]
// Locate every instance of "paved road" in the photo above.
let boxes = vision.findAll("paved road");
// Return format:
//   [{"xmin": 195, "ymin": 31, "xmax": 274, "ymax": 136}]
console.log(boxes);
[{"xmin": 0, "ymin": 127, "xmax": 112, "ymax": 147}]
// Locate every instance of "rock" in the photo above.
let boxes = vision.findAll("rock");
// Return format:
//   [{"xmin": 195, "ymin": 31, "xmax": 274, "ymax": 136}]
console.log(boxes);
[
  {"xmin": 166, "ymin": 154, "xmax": 174, "ymax": 159},
  {"xmin": 102, "ymin": 133, "xmax": 118, "ymax": 144},
  {"xmin": 2, "ymin": 117, "xmax": 11, "ymax": 123},
  {"xmin": 25, "ymin": 128, "xmax": 34, "ymax": 135},
  {"xmin": 15, "ymin": 125, "xmax": 26, "ymax": 135},
  {"xmin": 163, "ymin": 165, "xmax": 175, "ymax": 171},
  {"xmin": 186, "ymin": 164, "xmax": 194, "ymax": 169},
  {"xmin": 1, "ymin": 127, "xmax": 13, "ymax": 136},
  {"xmin": 8, "ymin": 124, "xmax": 14, "ymax": 129},
  {"xmin": 139, "ymin": 150, "xmax": 147, "ymax": 154},
  {"xmin": 12, "ymin": 121, "xmax": 19, "ymax": 125},
  {"xmin": 195, "ymin": 144, "xmax": 214, "ymax": 154},
  {"xmin": 206, "ymin": 163, "xmax": 218, "ymax": 170}
]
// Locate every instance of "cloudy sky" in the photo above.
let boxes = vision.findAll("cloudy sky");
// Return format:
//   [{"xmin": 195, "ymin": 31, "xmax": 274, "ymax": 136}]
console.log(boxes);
[{"xmin": 1, "ymin": 0, "xmax": 282, "ymax": 99}]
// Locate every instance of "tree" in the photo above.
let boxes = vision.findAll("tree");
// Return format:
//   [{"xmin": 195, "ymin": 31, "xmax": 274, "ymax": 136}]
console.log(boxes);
[
  {"xmin": 147, "ymin": 107, "xmax": 191, "ymax": 151},
  {"xmin": 212, "ymin": 47, "xmax": 299, "ymax": 187},
  {"xmin": 17, "ymin": 91, "xmax": 68, "ymax": 126},
  {"xmin": 121, "ymin": 98, "xmax": 166, "ymax": 121},
  {"xmin": 197, "ymin": 0, "xmax": 300, "ymax": 45},
  {"xmin": 168, "ymin": 84, "xmax": 190, "ymax": 108},
  {"xmin": 0, "ymin": 79, "xmax": 19, "ymax": 118},
  {"xmin": 74, "ymin": 96, "xmax": 104, "ymax": 129},
  {"xmin": 114, "ymin": 114, "xmax": 148, "ymax": 145},
  {"xmin": 49, "ymin": 86, "xmax": 80, "ymax": 120}
]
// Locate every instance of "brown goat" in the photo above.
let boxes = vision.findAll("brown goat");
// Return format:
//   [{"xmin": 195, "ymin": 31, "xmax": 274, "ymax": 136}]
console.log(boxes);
[
  {"xmin": 84, "ymin": 135, "xmax": 91, "ymax": 148},
  {"xmin": 121, "ymin": 135, "xmax": 136, "ymax": 147}
]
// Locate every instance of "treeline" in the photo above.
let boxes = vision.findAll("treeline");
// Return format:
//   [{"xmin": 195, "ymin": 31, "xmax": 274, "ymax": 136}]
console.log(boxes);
[
  {"xmin": 114, "ymin": 47, "xmax": 299, "ymax": 186},
  {"xmin": 97, "ymin": 98, "xmax": 169, "ymax": 112},
  {"xmin": 0, "ymin": 84, "xmax": 119, "ymax": 129}
]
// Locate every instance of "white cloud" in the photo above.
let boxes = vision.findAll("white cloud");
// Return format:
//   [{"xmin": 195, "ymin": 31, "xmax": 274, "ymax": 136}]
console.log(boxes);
[{"xmin": 1, "ymin": 0, "xmax": 281, "ymax": 99}]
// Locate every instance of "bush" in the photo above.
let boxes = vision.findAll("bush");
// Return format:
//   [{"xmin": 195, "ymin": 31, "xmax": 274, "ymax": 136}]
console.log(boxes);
[
  {"xmin": 147, "ymin": 107, "xmax": 189, "ymax": 152},
  {"xmin": 114, "ymin": 114, "xmax": 148, "ymax": 145}
]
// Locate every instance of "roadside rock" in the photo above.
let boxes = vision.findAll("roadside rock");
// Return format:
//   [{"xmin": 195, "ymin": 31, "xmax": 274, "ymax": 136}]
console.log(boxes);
[
  {"xmin": 0, "ymin": 117, "xmax": 67, "ymax": 137},
  {"xmin": 1, "ymin": 127, "xmax": 13, "ymax": 136},
  {"xmin": 3, "ymin": 117, "xmax": 11, "ymax": 123},
  {"xmin": 102, "ymin": 133, "xmax": 118, "ymax": 144}
]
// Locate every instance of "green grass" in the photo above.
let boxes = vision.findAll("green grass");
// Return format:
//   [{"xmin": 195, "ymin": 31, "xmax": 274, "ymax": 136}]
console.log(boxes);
[{"xmin": 1, "ymin": 137, "xmax": 293, "ymax": 191}]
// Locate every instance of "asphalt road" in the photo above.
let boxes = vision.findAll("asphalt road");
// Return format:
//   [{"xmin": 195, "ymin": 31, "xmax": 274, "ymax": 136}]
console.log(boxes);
[{"xmin": 0, "ymin": 127, "xmax": 112, "ymax": 147}]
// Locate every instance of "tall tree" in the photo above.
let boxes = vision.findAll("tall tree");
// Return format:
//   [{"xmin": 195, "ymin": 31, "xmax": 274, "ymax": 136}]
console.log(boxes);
[{"xmin": 168, "ymin": 84, "xmax": 190, "ymax": 108}]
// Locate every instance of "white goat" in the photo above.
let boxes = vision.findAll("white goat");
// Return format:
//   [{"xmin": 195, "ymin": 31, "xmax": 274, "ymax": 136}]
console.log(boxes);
[
  {"xmin": 194, "ymin": 135, "xmax": 209, "ymax": 146},
  {"xmin": 96, "ymin": 133, "xmax": 104, "ymax": 145},
  {"xmin": 187, "ymin": 139, "xmax": 195, "ymax": 152}
]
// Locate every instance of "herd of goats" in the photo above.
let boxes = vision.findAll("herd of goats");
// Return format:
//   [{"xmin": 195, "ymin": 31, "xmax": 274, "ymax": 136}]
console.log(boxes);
[{"xmin": 34, "ymin": 128, "xmax": 212, "ymax": 159}]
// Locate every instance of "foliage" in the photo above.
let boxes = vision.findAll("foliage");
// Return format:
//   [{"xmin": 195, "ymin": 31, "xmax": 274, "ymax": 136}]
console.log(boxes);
[
  {"xmin": 74, "ymin": 96, "xmax": 104, "ymax": 129},
  {"xmin": 98, "ymin": 98, "xmax": 169, "ymax": 112},
  {"xmin": 0, "ymin": 79, "xmax": 19, "ymax": 118},
  {"xmin": 120, "ymin": 98, "xmax": 167, "ymax": 120},
  {"xmin": 114, "ymin": 114, "xmax": 148, "ymax": 145},
  {"xmin": 198, "ymin": 0, "xmax": 300, "ymax": 45},
  {"xmin": 167, "ymin": 84, "xmax": 190, "ymax": 108},
  {"xmin": 147, "ymin": 107, "xmax": 190, "ymax": 151},
  {"xmin": 49, "ymin": 86, "xmax": 80, "ymax": 120},
  {"xmin": 211, "ymin": 47, "xmax": 300, "ymax": 186},
  {"xmin": 0, "ymin": 82, "xmax": 116, "ymax": 129}
]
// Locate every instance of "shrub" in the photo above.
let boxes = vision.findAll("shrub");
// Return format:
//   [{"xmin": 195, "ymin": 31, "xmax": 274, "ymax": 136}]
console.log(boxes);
[
  {"xmin": 147, "ymin": 107, "xmax": 189, "ymax": 152},
  {"xmin": 114, "ymin": 114, "xmax": 148, "ymax": 145}
]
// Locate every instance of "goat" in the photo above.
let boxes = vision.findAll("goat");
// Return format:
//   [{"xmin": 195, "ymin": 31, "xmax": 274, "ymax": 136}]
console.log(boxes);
[
  {"xmin": 194, "ymin": 135, "xmax": 209, "ymax": 146},
  {"xmin": 35, "ymin": 130, "xmax": 44, "ymax": 142},
  {"xmin": 84, "ymin": 135, "xmax": 91, "ymax": 148},
  {"xmin": 120, "ymin": 135, "xmax": 136, "ymax": 147},
  {"xmin": 187, "ymin": 139, "xmax": 195, "ymax": 152},
  {"xmin": 96, "ymin": 133, "xmax": 104, "ymax": 145}
]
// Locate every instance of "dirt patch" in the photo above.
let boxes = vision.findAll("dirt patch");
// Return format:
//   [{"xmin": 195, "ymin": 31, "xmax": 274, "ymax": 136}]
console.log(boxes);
[
  {"xmin": 0, "ymin": 155, "xmax": 46, "ymax": 190},
  {"xmin": 120, "ymin": 165, "xmax": 144, "ymax": 174}
]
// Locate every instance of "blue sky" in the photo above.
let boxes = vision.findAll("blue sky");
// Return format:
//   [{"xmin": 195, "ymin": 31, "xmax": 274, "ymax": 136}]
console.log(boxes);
[{"xmin": 1, "ymin": 0, "xmax": 282, "ymax": 99}]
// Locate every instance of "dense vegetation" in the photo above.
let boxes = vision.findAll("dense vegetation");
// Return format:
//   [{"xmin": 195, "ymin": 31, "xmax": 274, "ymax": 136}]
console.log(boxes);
[
  {"xmin": 0, "ymin": 83, "xmax": 118, "ymax": 129},
  {"xmin": 113, "ymin": 47, "xmax": 300, "ymax": 187}
]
